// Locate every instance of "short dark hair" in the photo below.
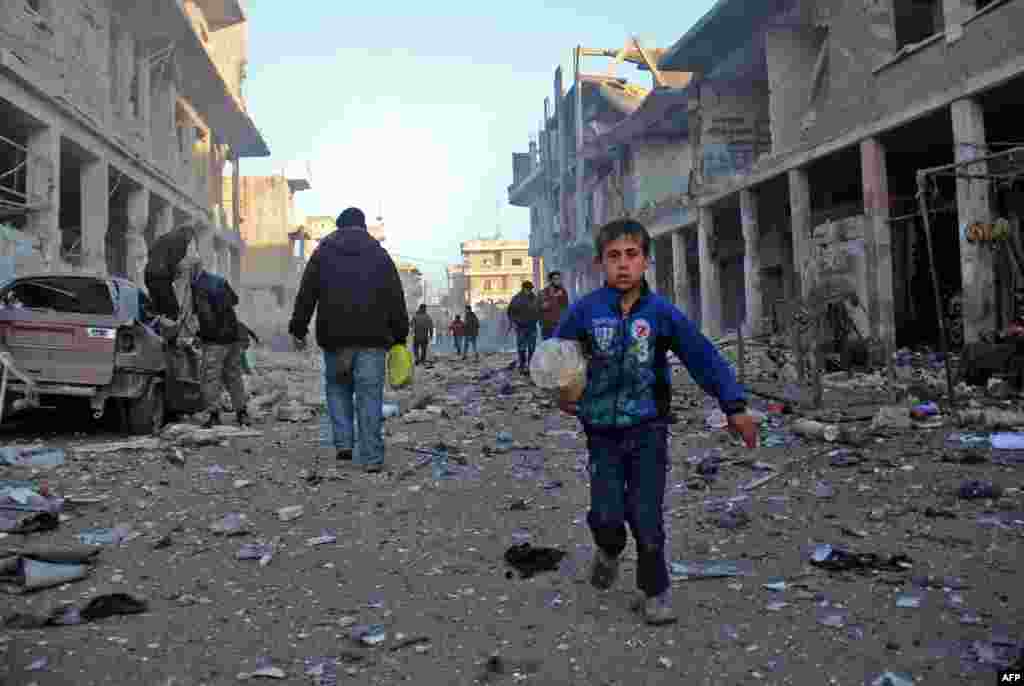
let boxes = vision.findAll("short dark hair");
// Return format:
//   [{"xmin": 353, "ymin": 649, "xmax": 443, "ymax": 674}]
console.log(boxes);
[
  {"xmin": 418, "ymin": 304, "xmax": 427, "ymax": 312},
  {"xmin": 595, "ymin": 218, "xmax": 651, "ymax": 258},
  {"xmin": 522, "ymin": 281, "xmax": 534, "ymax": 290},
  {"xmin": 548, "ymin": 271, "xmax": 561, "ymax": 279},
  {"xmin": 336, "ymin": 207, "xmax": 366, "ymax": 229}
]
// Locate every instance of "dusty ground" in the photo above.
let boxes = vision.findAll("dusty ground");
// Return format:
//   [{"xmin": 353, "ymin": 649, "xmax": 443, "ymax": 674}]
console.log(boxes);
[{"xmin": 1, "ymin": 348, "xmax": 1022, "ymax": 686}]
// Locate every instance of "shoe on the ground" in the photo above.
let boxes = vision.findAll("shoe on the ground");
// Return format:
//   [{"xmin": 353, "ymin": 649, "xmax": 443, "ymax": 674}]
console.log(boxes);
[
  {"xmin": 236, "ymin": 409, "xmax": 251, "ymax": 427},
  {"xmin": 203, "ymin": 412, "xmax": 220, "ymax": 429},
  {"xmin": 589, "ymin": 549, "xmax": 620, "ymax": 590},
  {"xmin": 643, "ymin": 591, "xmax": 678, "ymax": 626},
  {"xmin": 364, "ymin": 463, "xmax": 383, "ymax": 474},
  {"xmin": 336, "ymin": 449, "xmax": 353, "ymax": 461}
]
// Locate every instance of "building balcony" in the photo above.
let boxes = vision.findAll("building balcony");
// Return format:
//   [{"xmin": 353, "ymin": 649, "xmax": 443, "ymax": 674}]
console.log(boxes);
[{"xmin": 463, "ymin": 264, "xmax": 532, "ymax": 277}]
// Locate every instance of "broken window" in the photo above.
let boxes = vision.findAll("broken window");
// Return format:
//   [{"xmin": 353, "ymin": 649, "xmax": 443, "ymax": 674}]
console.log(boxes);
[
  {"xmin": 893, "ymin": 0, "xmax": 944, "ymax": 48},
  {"xmin": 1, "ymin": 277, "xmax": 115, "ymax": 315}
]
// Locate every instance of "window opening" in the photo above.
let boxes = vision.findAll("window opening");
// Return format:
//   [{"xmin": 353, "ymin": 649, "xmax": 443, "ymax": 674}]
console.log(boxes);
[{"xmin": 893, "ymin": 0, "xmax": 944, "ymax": 48}]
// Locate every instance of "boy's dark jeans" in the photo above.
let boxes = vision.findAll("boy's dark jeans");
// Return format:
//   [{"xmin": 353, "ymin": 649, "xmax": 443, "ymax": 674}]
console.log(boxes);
[{"xmin": 585, "ymin": 420, "xmax": 670, "ymax": 597}]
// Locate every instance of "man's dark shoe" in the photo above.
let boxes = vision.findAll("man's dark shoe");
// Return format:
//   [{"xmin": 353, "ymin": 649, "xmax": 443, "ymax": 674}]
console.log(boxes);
[
  {"xmin": 364, "ymin": 463, "xmax": 383, "ymax": 474},
  {"xmin": 203, "ymin": 412, "xmax": 220, "ymax": 429},
  {"xmin": 589, "ymin": 549, "xmax": 620, "ymax": 590},
  {"xmin": 336, "ymin": 449, "xmax": 353, "ymax": 461}
]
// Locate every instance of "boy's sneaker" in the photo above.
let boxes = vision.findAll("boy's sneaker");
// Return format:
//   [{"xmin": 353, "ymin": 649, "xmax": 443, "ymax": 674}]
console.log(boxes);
[
  {"xmin": 643, "ymin": 591, "xmax": 678, "ymax": 626},
  {"xmin": 589, "ymin": 549, "xmax": 619, "ymax": 590}
]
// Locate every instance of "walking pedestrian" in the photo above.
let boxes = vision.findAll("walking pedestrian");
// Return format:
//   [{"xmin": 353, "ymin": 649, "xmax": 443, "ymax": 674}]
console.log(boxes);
[
  {"xmin": 539, "ymin": 271, "xmax": 570, "ymax": 340},
  {"xmin": 449, "ymin": 315, "xmax": 465, "ymax": 357},
  {"xmin": 507, "ymin": 281, "xmax": 540, "ymax": 374},
  {"xmin": 462, "ymin": 305, "xmax": 480, "ymax": 361},
  {"xmin": 554, "ymin": 218, "xmax": 758, "ymax": 626},
  {"xmin": 144, "ymin": 223, "xmax": 198, "ymax": 320},
  {"xmin": 185, "ymin": 258, "xmax": 250, "ymax": 428},
  {"xmin": 411, "ymin": 304, "xmax": 434, "ymax": 365},
  {"xmin": 289, "ymin": 207, "xmax": 409, "ymax": 474}
]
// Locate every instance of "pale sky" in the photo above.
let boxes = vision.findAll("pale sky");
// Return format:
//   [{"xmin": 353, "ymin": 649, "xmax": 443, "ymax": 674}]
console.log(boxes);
[{"xmin": 240, "ymin": 1, "xmax": 717, "ymax": 286}]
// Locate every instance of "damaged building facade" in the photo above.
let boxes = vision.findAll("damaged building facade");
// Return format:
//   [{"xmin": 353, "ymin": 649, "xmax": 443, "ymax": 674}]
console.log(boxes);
[
  {"xmin": 510, "ymin": 0, "xmax": 1024, "ymax": 358},
  {"xmin": 0, "ymin": 0, "xmax": 268, "ymax": 287}
]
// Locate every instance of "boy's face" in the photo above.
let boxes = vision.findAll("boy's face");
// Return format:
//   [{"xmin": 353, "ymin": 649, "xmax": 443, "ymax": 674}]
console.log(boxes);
[{"xmin": 598, "ymin": 236, "xmax": 648, "ymax": 292}]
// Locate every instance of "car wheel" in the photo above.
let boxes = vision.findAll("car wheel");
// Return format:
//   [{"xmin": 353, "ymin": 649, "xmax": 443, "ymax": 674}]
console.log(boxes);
[{"xmin": 127, "ymin": 380, "xmax": 165, "ymax": 435}]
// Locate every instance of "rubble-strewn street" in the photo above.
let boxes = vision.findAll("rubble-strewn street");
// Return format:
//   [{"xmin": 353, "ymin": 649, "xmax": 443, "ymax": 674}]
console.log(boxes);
[{"xmin": 2, "ymin": 348, "xmax": 1022, "ymax": 685}]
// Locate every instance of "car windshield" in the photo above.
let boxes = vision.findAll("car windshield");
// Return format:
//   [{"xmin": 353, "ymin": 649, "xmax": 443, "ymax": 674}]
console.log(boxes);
[{"xmin": 0, "ymin": 277, "xmax": 115, "ymax": 315}]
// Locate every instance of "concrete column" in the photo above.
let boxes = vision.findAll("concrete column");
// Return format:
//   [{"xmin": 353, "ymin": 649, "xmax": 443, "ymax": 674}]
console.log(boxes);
[
  {"xmin": 25, "ymin": 123, "xmax": 60, "ymax": 271},
  {"xmin": 124, "ymin": 187, "xmax": 150, "ymax": 286},
  {"xmin": 952, "ymin": 97, "xmax": 995, "ymax": 342},
  {"xmin": 860, "ymin": 137, "xmax": 896, "ymax": 348},
  {"xmin": 788, "ymin": 168, "xmax": 812, "ymax": 298},
  {"xmin": 698, "ymin": 206, "xmax": 722, "ymax": 338},
  {"xmin": 671, "ymin": 229, "xmax": 690, "ymax": 315},
  {"xmin": 80, "ymin": 157, "xmax": 109, "ymax": 275},
  {"xmin": 740, "ymin": 189, "xmax": 764, "ymax": 336},
  {"xmin": 153, "ymin": 201, "xmax": 173, "ymax": 239},
  {"xmin": 135, "ymin": 46, "xmax": 151, "ymax": 127}
]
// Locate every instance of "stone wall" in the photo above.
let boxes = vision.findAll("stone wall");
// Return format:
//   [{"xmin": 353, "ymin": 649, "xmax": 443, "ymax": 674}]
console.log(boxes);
[{"xmin": 809, "ymin": 214, "xmax": 871, "ymax": 338}]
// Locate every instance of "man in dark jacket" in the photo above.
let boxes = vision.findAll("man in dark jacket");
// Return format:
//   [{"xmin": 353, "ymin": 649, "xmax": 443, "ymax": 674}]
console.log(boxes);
[
  {"xmin": 187, "ymin": 258, "xmax": 249, "ymax": 428},
  {"xmin": 507, "ymin": 281, "xmax": 540, "ymax": 374},
  {"xmin": 462, "ymin": 305, "xmax": 480, "ymax": 361},
  {"xmin": 411, "ymin": 304, "xmax": 434, "ymax": 365},
  {"xmin": 289, "ymin": 207, "xmax": 409, "ymax": 473},
  {"xmin": 145, "ymin": 223, "xmax": 198, "ymax": 320},
  {"xmin": 540, "ymin": 271, "xmax": 570, "ymax": 340}
]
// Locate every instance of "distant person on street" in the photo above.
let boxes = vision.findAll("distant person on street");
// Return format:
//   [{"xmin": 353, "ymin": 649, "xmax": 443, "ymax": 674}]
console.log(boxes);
[
  {"xmin": 289, "ymin": 207, "xmax": 409, "ymax": 474},
  {"xmin": 449, "ymin": 315, "xmax": 465, "ymax": 357},
  {"xmin": 184, "ymin": 257, "xmax": 250, "ymax": 428},
  {"xmin": 539, "ymin": 271, "xmax": 570, "ymax": 340},
  {"xmin": 462, "ymin": 305, "xmax": 480, "ymax": 361},
  {"xmin": 411, "ymin": 304, "xmax": 434, "ymax": 365},
  {"xmin": 144, "ymin": 223, "xmax": 198, "ymax": 320},
  {"xmin": 554, "ymin": 218, "xmax": 758, "ymax": 627},
  {"xmin": 507, "ymin": 281, "xmax": 540, "ymax": 374}
]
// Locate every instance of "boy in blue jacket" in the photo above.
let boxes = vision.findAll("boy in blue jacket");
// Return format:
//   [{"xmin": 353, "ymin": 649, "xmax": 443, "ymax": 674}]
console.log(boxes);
[{"xmin": 554, "ymin": 218, "xmax": 757, "ymax": 625}]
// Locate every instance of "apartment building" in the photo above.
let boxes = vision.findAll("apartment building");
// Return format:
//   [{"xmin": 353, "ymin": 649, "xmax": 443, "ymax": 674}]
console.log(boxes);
[
  {"xmin": 306, "ymin": 213, "xmax": 386, "ymax": 251},
  {"xmin": 511, "ymin": 0, "xmax": 1024, "ymax": 356},
  {"xmin": 0, "ymin": 0, "xmax": 269, "ymax": 287},
  {"xmin": 460, "ymin": 238, "xmax": 539, "ymax": 308}
]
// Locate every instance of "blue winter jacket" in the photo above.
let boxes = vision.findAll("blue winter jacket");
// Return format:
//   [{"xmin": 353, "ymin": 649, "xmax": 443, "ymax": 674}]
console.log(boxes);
[{"xmin": 553, "ymin": 280, "xmax": 746, "ymax": 432}]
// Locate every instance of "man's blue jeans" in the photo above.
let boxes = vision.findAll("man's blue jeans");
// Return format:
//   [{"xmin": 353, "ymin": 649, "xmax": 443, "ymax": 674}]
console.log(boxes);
[
  {"xmin": 515, "ymin": 323, "xmax": 538, "ymax": 370},
  {"xmin": 585, "ymin": 421, "xmax": 670, "ymax": 597},
  {"xmin": 323, "ymin": 348, "xmax": 387, "ymax": 466}
]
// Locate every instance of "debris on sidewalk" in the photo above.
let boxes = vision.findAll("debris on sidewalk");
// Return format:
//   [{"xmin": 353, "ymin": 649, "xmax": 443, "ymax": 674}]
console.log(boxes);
[
  {"xmin": 504, "ymin": 543, "xmax": 566, "ymax": 579},
  {"xmin": 809, "ymin": 544, "xmax": 912, "ymax": 573},
  {"xmin": 0, "ymin": 445, "xmax": 65, "ymax": 467},
  {"xmin": 670, "ymin": 560, "xmax": 754, "ymax": 580}
]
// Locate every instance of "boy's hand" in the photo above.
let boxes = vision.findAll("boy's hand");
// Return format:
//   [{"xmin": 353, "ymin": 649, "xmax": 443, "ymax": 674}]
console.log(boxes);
[
  {"xmin": 727, "ymin": 412, "xmax": 759, "ymax": 448},
  {"xmin": 556, "ymin": 388, "xmax": 578, "ymax": 416}
]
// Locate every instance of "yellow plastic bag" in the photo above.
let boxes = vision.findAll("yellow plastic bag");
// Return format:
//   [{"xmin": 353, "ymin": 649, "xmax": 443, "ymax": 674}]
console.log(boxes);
[{"xmin": 387, "ymin": 343, "xmax": 414, "ymax": 389}]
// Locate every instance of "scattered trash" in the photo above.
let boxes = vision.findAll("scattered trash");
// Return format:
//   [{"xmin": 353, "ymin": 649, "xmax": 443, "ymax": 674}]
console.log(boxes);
[
  {"xmin": 817, "ymin": 608, "xmax": 849, "ymax": 628},
  {"xmin": 717, "ymin": 503, "xmax": 751, "ymax": 530},
  {"xmin": 765, "ymin": 600, "xmax": 790, "ymax": 612},
  {"xmin": 237, "ymin": 543, "xmax": 274, "ymax": 566},
  {"xmin": 26, "ymin": 656, "xmax": 48, "ymax": 671},
  {"xmin": 503, "ymin": 543, "xmax": 566, "ymax": 579},
  {"xmin": 160, "ymin": 423, "xmax": 261, "ymax": 447},
  {"xmin": 307, "ymin": 531, "xmax": 337, "ymax": 546},
  {"xmin": 872, "ymin": 407, "xmax": 912, "ymax": 431},
  {"xmin": 868, "ymin": 672, "xmax": 914, "ymax": 686},
  {"xmin": 814, "ymin": 481, "xmax": 836, "ymax": 499},
  {"xmin": 829, "ymin": 449, "xmax": 863, "ymax": 467},
  {"xmin": 991, "ymin": 433, "xmax": 1024, "ymax": 450},
  {"xmin": 910, "ymin": 401, "xmax": 939, "ymax": 420},
  {"xmin": 706, "ymin": 409, "xmax": 728, "ymax": 430},
  {"xmin": 895, "ymin": 593, "xmax": 922, "ymax": 608},
  {"xmin": 0, "ymin": 446, "xmax": 65, "ymax": 468},
  {"xmin": 277, "ymin": 505, "xmax": 304, "ymax": 522},
  {"xmin": 79, "ymin": 593, "xmax": 148, "ymax": 621},
  {"xmin": 793, "ymin": 419, "xmax": 842, "ymax": 442},
  {"xmin": 809, "ymin": 544, "xmax": 912, "ymax": 573},
  {"xmin": 238, "ymin": 656, "xmax": 287, "ymax": 680},
  {"xmin": 77, "ymin": 525, "xmax": 134, "ymax": 546},
  {"xmin": 958, "ymin": 409, "xmax": 1024, "ymax": 430},
  {"xmin": 670, "ymin": 560, "xmax": 754, "ymax": 580},
  {"xmin": 303, "ymin": 657, "xmax": 338, "ymax": 686},
  {"xmin": 349, "ymin": 624, "xmax": 387, "ymax": 646},
  {"xmin": 210, "ymin": 513, "xmax": 250, "ymax": 536},
  {"xmin": 763, "ymin": 580, "xmax": 787, "ymax": 592},
  {"xmin": 958, "ymin": 480, "xmax": 1003, "ymax": 500}
]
